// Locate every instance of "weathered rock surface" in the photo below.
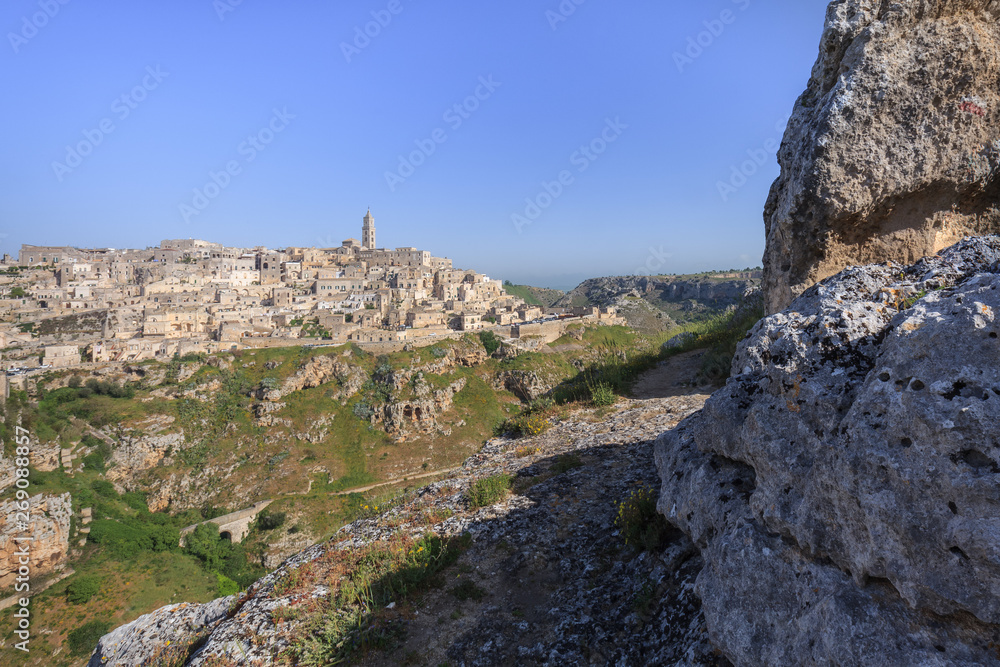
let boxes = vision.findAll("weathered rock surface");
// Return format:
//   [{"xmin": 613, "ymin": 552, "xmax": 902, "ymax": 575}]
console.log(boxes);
[
  {"xmin": 86, "ymin": 596, "xmax": 235, "ymax": 667},
  {"xmin": 493, "ymin": 369, "xmax": 551, "ymax": 402},
  {"xmin": 377, "ymin": 377, "xmax": 468, "ymax": 435},
  {"xmin": 0, "ymin": 493, "xmax": 72, "ymax": 588},
  {"xmin": 272, "ymin": 354, "xmax": 366, "ymax": 402},
  {"xmin": 105, "ymin": 415, "xmax": 183, "ymax": 491},
  {"xmin": 656, "ymin": 237, "xmax": 1000, "ymax": 664},
  {"xmin": 764, "ymin": 0, "xmax": 1000, "ymax": 312}
]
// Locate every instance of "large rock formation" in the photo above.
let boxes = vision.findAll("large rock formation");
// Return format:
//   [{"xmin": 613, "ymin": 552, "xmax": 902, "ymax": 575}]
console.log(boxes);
[
  {"xmin": 656, "ymin": 237, "xmax": 1000, "ymax": 664},
  {"xmin": 0, "ymin": 493, "xmax": 72, "ymax": 588},
  {"xmin": 764, "ymin": 0, "xmax": 1000, "ymax": 313}
]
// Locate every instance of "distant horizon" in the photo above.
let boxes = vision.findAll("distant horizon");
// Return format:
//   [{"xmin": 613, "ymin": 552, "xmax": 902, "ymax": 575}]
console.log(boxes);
[{"xmin": 12, "ymin": 233, "xmax": 762, "ymax": 292}]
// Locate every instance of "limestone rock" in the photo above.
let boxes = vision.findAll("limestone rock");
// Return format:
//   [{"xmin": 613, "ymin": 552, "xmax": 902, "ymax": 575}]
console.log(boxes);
[
  {"xmin": 275, "ymin": 354, "xmax": 365, "ymax": 402},
  {"xmin": 0, "ymin": 493, "xmax": 72, "ymax": 588},
  {"xmin": 764, "ymin": 0, "xmax": 1000, "ymax": 312},
  {"xmin": 656, "ymin": 237, "xmax": 1000, "ymax": 664},
  {"xmin": 104, "ymin": 416, "xmax": 183, "ymax": 491},
  {"xmin": 378, "ymin": 378, "xmax": 468, "ymax": 435},
  {"xmin": 87, "ymin": 595, "xmax": 235, "ymax": 667},
  {"xmin": 493, "ymin": 369, "xmax": 551, "ymax": 402}
]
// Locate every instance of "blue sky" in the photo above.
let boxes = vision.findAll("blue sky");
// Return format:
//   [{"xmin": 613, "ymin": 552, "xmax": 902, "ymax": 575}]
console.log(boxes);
[{"xmin": 1, "ymin": 0, "xmax": 830, "ymax": 290}]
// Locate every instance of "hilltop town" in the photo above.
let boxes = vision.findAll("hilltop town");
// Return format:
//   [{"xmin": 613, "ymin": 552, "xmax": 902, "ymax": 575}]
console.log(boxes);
[{"xmin": 0, "ymin": 209, "xmax": 617, "ymax": 373}]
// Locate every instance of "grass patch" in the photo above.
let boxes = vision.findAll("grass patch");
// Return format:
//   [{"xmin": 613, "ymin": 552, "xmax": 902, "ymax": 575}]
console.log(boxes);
[
  {"xmin": 291, "ymin": 532, "xmax": 472, "ymax": 665},
  {"xmin": 466, "ymin": 474, "xmax": 513, "ymax": 509}
]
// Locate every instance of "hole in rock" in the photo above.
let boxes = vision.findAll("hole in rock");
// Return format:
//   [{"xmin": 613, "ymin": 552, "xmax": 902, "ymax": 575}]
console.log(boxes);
[
  {"xmin": 952, "ymin": 449, "xmax": 1000, "ymax": 473},
  {"xmin": 878, "ymin": 372, "xmax": 891, "ymax": 382},
  {"xmin": 901, "ymin": 438, "xmax": 913, "ymax": 448},
  {"xmin": 942, "ymin": 381, "xmax": 967, "ymax": 400},
  {"xmin": 949, "ymin": 546, "xmax": 970, "ymax": 560},
  {"xmin": 910, "ymin": 379, "xmax": 925, "ymax": 391},
  {"xmin": 948, "ymin": 501, "xmax": 958, "ymax": 514}
]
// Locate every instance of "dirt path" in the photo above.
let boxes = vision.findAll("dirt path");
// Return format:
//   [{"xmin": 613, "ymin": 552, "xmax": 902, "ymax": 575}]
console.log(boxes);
[
  {"xmin": 630, "ymin": 349, "xmax": 719, "ymax": 399},
  {"xmin": 330, "ymin": 467, "xmax": 459, "ymax": 496}
]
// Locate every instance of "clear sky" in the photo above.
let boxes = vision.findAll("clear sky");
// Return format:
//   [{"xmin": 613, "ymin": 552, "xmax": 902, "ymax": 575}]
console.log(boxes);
[{"xmin": 1, "ymin": 0, "xmax": 830, "ymax": 290}]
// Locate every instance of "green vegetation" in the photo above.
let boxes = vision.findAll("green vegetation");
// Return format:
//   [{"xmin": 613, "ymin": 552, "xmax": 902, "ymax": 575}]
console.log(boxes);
[
  {"xmin": 466, "ymin": 474, "xmax": 513, "ymax": 509},
  {"xmin": 67, "ymin": 620, "xmax": 111, "ymax": 656},
  {"xmin": 666, "ymin": 290, "xmax": 765, "ymax": 382},
  {"xmin": 184, "ymin": 523, "xmax": 265, "ymax": 589},
  {"xmin": 501, "ymin": 280, "xmax": 563, "ymax": 307},
  {"xmin": 257, "ymin": 510, "xmax": 287, "ymax": 531},
  {"xmin": 293, "ymin": 532, "xmax": 472, "ymax": 665},
  {"xmin": 66, "ymin": 575, "xmax": 102, "ymax": 604},
  {"xmin": 478, "ymin": 330, "xmax": 501, "ymax": 356},
  {"xmin": 614, "ymin": 485, "xmax": 673, "ymax": 551}
]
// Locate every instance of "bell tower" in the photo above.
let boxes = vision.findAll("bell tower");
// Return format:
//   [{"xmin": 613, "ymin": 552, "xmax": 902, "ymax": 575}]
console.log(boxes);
[{"xmin": 362, "ymin": 209, "xmax": 376, "ymax": 250}]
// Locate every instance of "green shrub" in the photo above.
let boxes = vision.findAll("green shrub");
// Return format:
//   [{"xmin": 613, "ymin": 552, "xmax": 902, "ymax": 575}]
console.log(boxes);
[
  {"xmin": 466, "ymin": 474, "xmax": 513, "ymax": 509},
  {"xmin": 67, "ymin": 620, "xmax": 110, "ymax": 656},
  {"xmin": 429, "ymin": 345, "xmax": 447, "ymax": 358},
  {"xmin": 614, "ymin": 485, "xmax": 673, "ymax": 551},
  {"xmin": 257, "ymin": 511, "xmax": 287, "ymax": 531},
  {"xmin": 478, "ymin": 331, "xmax": 502, "ymax": 356},
  {"xmin": 217, "ymin": 573, "xmax": 240, "ymax": 596},
  {"xmin": 90, "ymin": 480, "xmax": 117, "ymax": 498},
  {"xmin": 66, "ymin": 575, "xmax": 102, "ymax": 604},
  {"xmin": 67, "ymin": 375, "xmax": 82, "ymax": 388},
  {"xmin": 589, "ymin": 382, "xmax": 616, "ymax": 406}
]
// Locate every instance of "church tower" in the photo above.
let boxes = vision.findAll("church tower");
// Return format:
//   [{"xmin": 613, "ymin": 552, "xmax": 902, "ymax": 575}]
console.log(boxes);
[{"xmin": 362, "ymin": 209, "xmax": 376, "ymax": 250}]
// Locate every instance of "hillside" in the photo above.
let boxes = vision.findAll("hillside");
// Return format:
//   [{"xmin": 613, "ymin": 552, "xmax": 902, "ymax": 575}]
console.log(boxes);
[
  {"xmin": 0, "ymin": 323, "xmax": 716, "ymax": 666},
  {"xmin": 501, "ymin": 282, "xmax": 565, "ymax": 308},
  {"xmin": 556, "ymin": 271, "xmax": 761, "ymax": 334}
]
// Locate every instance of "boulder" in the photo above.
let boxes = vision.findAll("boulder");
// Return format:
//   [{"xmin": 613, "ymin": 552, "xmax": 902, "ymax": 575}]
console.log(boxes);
[
  {"xmin": 764, "ymin": 0, "xmax": 1000, "ymax": 313},
  {"xmin": 655, "ymin": 237, "xmax": 1000, "ymax": 664}
]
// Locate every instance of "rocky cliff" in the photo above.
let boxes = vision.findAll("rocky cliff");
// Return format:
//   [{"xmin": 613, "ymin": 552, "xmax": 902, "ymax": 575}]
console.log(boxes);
[
  {"xmin": 763, "ymin": 0, "xmax": 1000, "ymax": 312},
  {"xmin": 0, "ymin": 493, "xmax": 72, "ymax": 589},
  {"xmin": 656, "ymin": 237, "xmax": 1000, "ymax": 664}
]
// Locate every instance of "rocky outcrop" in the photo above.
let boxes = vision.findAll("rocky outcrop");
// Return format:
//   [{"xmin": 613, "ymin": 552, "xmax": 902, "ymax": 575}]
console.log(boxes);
[
  {"xmin": 764, "ymin": 0, "xmax": 1000, "ymax": 312},
  {"xmin": 493, "ymin": 369, "xmax": 551, "ymax": 402},
  {"xmin": 268, "ymin": 354, "xmax": 366, "ymax": 402},
  {"xmin": 105, "ymin": 416, "xmax": 183, "ymax": 490},
  {"xmin": 0, "ymin": 493, "xmax": 72, "ymax": 588},
  {"xmin": 656, "ymin": 237, "xmax": 1000, "ymax": 664},
  {"xmin": 87, "ymin": 596, "xmax": 235, "ymax": 667},
  {"xmin": 378, "ymin": 377, "xmax": 468, "ymax": 435}
]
